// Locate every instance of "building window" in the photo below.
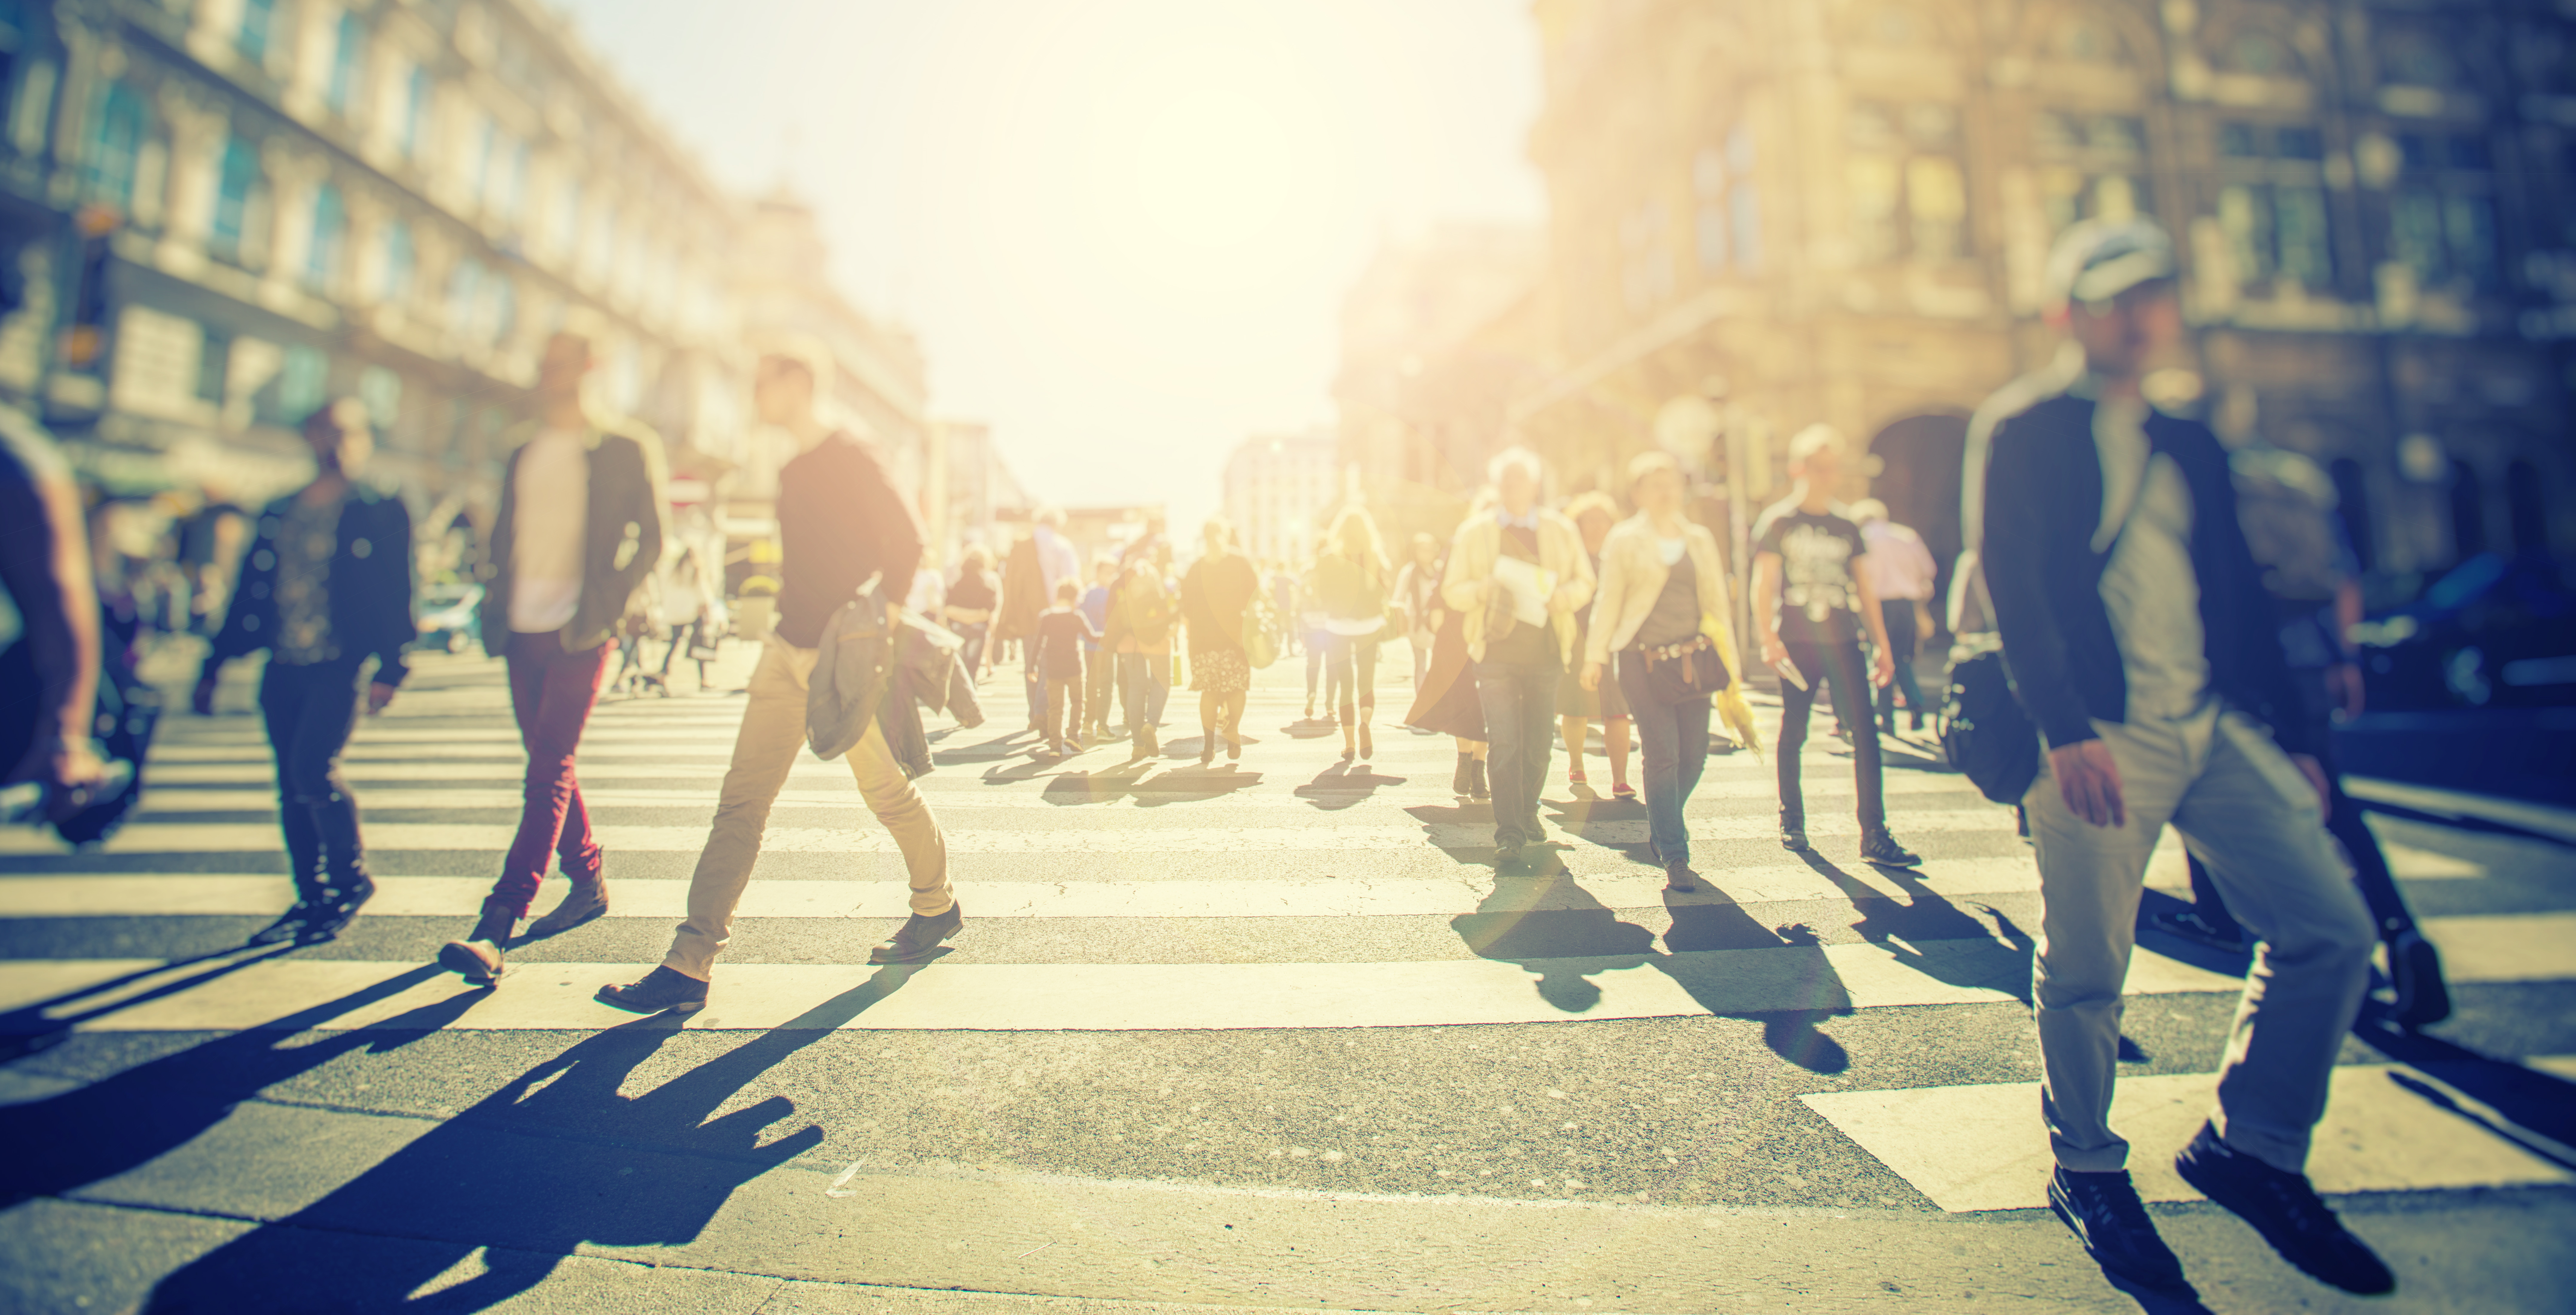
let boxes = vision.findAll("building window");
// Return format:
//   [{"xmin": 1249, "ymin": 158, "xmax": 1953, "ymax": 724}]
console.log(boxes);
[
  {"xmin": 274, "ymin": 343, "xmax": 327, "ymax": 423},
  {"xmin": 552, "ymin": 177, "xmax": 581, "ymax": 257},
  {"xmin": 304, "ymin": 184, "xmax": 345, "ymax": 293},
  {"xmin": 2211, "ymin": 122, "xmax": 2332, "ymax": 292},
  {"xmin": 326, "ymin": 11, "xmax": 364, "ymax": 116},
  {"xmin": 379, "ymin": 218, "xmax": 414, "ymax": 303},
  {"xmin": 489, "ymin": 137, "xmax": 527, "ymax": 224},
  {"xmin": 238, "ymin": 0, "xmax": 277, "ymax": 65},
  {"xmin": 208, "ymin": 135, "xmax": 261, "ymax": 264},
  {"xmin": 2329, "ymin": 457, "xmax": 2373, "ymax": 571},
  {"xmin": 195, "ymin": 328, "xmax": 229, "ymax": 403},
  {"xmin": 402, "ymin": 66, "xmax": 431, "ymax": 160},
  {"xmin": 2448, "ymin": 459, "xmax": 2485, "ymax": 559},
  {"xmin": 449, "ymin": 256, "xmax": 482, "ymax": 332},
  {"xmin": 1846, "ymin": 101, "xmax": 1965, "ymax": 262},
  {"xmin": 2035, "ymin": 112, "xmax": 2150, "ymax": 237},
  {"xmin": 2387, "ymin": 133, "xmax": 2499, "ymax": 291},
  {"xmin": 82, "ymin": 81, "xmax": 146, "ymax": 210}
]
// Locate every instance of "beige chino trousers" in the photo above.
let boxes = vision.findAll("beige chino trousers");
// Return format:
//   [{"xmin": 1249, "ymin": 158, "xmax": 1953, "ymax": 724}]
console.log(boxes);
[
  {"xmin": 663, "ymin": 639, "xmax": 953, "ymax": 981},
  {"xmin": 2026, "ymin": 702, "xmax": 2375, "ymax": 1175}
]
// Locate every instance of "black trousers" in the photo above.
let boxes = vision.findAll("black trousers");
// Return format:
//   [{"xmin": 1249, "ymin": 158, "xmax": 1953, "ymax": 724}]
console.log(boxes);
[
  {"xmin": 258, "ymin": 656, "xmax": 369, "ymax": 896},
  {"xmin": 1777, "ymin": 639, "xmax": 1884, "ymax": 829}
]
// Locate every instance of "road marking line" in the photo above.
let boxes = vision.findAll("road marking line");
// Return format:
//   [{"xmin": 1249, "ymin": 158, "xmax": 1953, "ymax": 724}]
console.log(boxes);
[
  {"xmin": 0, "ymin": 811, "xmax": 2018, "ymax": 857},
  {"xmin": 0, "ymin": 932, "xmax": 2425, "ymax": 1034},
  {"xmin": 1802, "ymin": 1060, "xmax": 2576, "ymax": 1212},
  {"xmin": 0, "ymin": 861, "xmax": 2053, "ymax": 918}
]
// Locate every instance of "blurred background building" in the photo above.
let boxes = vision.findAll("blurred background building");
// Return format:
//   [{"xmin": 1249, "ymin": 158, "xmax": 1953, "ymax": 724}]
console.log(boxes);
[
  {"xmin": 1223, "ymin": 427, "xmax": 1337, "ymax": 567},
  {"xmin": 1341, "ymin": 0, "xmax": 2572, "ymax": 623},
  {"xmin": 0, "ymin": 0, "xmax": 1015, "ymax": 593}
]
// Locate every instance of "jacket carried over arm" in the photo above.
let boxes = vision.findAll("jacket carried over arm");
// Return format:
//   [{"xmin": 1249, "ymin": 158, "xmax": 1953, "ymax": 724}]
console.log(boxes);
[
  {"xmin": 1438, "ymin": 511, "xmax": 1596, "ymax": 665},
  {"xmin": 1982, "ymin": 390, "xmax": 2310, "ymax": 755},
  {"xmin": 210, "ymin": 490, "xmax": 418, "ymax": 686},
  {"xmin": 476, "ymin": 419, "xmax": 667, "ymax": 657}
]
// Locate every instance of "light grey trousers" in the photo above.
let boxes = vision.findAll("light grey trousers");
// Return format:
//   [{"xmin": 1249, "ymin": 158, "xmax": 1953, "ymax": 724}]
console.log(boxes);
[{"xmin": 2025, "ymin": 703, "xmax": 2375, "ymax": 1174}]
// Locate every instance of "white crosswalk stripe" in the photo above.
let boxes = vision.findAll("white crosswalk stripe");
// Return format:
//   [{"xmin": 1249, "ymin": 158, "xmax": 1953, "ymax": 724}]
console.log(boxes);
[{"xmin": 9, "ymin": 651, "xmax": 2575, "ymax": 1219}]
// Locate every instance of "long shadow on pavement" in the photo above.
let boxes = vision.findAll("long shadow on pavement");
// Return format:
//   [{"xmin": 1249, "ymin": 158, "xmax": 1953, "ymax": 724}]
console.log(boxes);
[{"xmin": 138, "ymin": 972, "xmax": 908, "ymax": 1313}]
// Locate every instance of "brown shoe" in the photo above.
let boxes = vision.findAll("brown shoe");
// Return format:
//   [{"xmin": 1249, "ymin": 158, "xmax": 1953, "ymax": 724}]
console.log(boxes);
[
  {"xmin": 529, "ymin": 877, "xmax": 610, "ymax": 938},
  {"xmin": 437, "ymin": 902, "xmax": 516, "ymax": 982}
]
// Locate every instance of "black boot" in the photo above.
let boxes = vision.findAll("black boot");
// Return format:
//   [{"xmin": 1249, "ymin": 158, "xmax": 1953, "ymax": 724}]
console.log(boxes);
[
  {"xmin": 438, "ymin": 901, "xmax": 517, "ymax": 983},
  {"xmin": 2387, "ymin": 927, "xmax": 2452, "ymax": 1028},
  {"xmin": 870, "ymin": 901, "xmax": 964, "ymax": 965},
  {"xmin": 304, "ymin": 791, "xmax": 375, "ymax": 940},
  {"xmin": 1453, "ymin": 753, "xmax": 1473, "ymax": 795},
  {"xmin": 1468, "ymin": 758, "xmax": 1489, "ymax": 801},
  {"xmin": 1780, "ymin": 811, "xmax": 1810, "ymax": 852}
]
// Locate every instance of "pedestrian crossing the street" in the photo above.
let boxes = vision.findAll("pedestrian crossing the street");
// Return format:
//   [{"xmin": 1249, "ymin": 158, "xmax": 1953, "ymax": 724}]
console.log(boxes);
[{"xmin": 6, "ymin": 649, "xmax": 2574, "ymax": 1222}]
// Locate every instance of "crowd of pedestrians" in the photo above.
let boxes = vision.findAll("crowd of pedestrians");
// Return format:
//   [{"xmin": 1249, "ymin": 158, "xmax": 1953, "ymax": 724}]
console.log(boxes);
[{"xmin": 0, "ymin": 215, "xmax": 2441, "ymax": 1304}]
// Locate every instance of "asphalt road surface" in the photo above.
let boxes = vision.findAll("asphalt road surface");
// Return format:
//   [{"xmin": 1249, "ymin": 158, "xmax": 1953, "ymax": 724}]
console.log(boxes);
[{"xmin": 3, "ymin": 642, "xmax": 2571, "ymax": 1314}]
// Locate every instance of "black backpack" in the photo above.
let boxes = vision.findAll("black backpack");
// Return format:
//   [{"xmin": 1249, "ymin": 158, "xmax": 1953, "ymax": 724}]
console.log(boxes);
[{"xmin": 1940, "ymin": 648, "xmax": 2038, "ymax": 805}]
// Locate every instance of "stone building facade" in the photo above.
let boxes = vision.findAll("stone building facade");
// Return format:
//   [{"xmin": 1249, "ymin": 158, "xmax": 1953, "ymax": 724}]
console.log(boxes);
[
  {"xmin": 0, "ymin": 0, "xmax": 975, "ymax": 579},
  {"xmin": 1510, "ymin": 0, "xmax": 2572, "ymax": 601}
]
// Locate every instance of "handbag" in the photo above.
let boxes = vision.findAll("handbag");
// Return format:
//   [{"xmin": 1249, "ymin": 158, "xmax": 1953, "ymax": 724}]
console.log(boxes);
[
  {"xmin": 1940, "ymin": 647, "xmax": 2038, "ymax": 804},
  {"xmin": 1634, "ymin": 633, "xmax": 1728, "ymax": 703},
  {"xmin": 1241, "ymin": 593, "xmax": 1279, "ymax": 668}
]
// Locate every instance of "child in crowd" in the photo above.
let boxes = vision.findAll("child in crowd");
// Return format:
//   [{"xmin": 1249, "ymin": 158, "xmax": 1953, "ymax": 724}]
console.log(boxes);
[{"xmin": 1036, "ymin": 579, "xmax": 1100, "ymax": 756}]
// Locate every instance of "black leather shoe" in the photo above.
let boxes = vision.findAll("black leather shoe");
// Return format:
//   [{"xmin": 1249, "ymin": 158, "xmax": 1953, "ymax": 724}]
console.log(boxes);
[
  {"xmin": 596, "ymin": 965, "xmax": 709, "ymax": 1014},
  {"xmin": 437, "ymin": 903, "xmax": 516, "ymax": 982},
  {"xmin": 2048, "ymin": 1166, "xmax": 2188, "ymax": 1292},
  {"xmin": 529, "ymin": 878, "xmax": 610, "ymax": 938},
  {"xmin": 2387, "ymin": 927, "xmax": 2452, "ymax": 1027},
  {"xmin": 2175, "ymin": 1122, "xmax": 2395, "ymax": 1294},
  {"xmin": 870, "ymin": 902, "xmax": 963, "ymax": 964},
  {"xmin": 1452, "ymin": 753, "xmax": 1473, "ymax": 795},
  {"xmin": 1859, "ymin": 827, "xmax": 1921, "ymax": 867},
  {"xmin": 1780, "ymin": 816, "xmax": 1811, "ymax": 852},
  {"xmin": 1664, "ymin": 864, "xmax": 1700, "ymax": 893},
  {"xmin": 1468, "ymin": 759, "xmax": 1489, "ymax": 800}
]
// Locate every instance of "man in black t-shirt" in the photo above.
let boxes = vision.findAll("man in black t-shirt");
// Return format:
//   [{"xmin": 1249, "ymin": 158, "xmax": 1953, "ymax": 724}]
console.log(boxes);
[{"xmin": 1752, "ymin": 425, "xmax": 1918, "ymax": 866}]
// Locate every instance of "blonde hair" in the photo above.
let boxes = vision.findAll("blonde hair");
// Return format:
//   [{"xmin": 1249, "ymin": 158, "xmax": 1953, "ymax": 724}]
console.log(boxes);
[
  {"xmin": 1786, "ymin": 424, "xmax": 1846, "ymax": 467},
  {"xmin": 1626, "ymin": 449, "xmax": 1681, "ymax": 492},
  {"xmin": 1328, "ymin": 506, "xmax": 1388, "ymax": 583}
]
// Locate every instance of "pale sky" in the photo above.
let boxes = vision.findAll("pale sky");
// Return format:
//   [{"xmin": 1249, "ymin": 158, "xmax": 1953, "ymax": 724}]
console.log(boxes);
[{"xmin": 552, "ymin": 0, "xmax": 1547, "ymax": 535}]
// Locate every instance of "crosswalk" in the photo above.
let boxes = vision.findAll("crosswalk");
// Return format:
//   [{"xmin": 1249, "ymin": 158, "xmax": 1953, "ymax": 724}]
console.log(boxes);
[{"xmin": 6, "ymin": 646, "xmax": 2574, "ymax": 1218}]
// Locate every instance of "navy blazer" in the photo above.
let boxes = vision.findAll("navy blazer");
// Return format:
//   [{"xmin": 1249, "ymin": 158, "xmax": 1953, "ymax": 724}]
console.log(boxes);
[
  {"xmin": 1982, "ymin": 390, "xmax": 2309, "ymax": 756},
  {"xmin": 209, "ymin": 489, "xmax": 417, "ymax": 686}
]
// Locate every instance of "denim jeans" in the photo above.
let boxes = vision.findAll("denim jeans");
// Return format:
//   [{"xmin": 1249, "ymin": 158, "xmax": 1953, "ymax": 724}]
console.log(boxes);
[
  {"xmin": 1117, "ymin": 652, "xmax": 1169, "ymax": 743},
  {"xmin": 1473, "ymin": 660, "xmax": 1557, "ymax": 850},
  {"xmin": 1873, "ymin": 600, "xmax": 1928, "ymax": 726},
  {"xmin": 1615, "ymin": 651, "xmax": 1711, "ymax": 868},
  {"xmin": 1324, "ymin": 631, "xmax": 1379, "ymax": 723},
  {"xmin": 1777, "ymin": 639, "xmax": 1883, "ymax": 829},
  {"xmin": 258, "ymin": 654, "xmax": 368, "ymax": 896}
]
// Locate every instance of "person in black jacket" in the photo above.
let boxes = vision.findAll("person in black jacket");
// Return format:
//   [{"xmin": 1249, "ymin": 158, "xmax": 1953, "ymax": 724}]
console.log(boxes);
[
  {"xmin": 1983, "ymin": 220, "xmax": 2387, "ymax": 1298},
  {"xmin": 198, "ymin": 401, "xmax": 414, "ymax": 945}
]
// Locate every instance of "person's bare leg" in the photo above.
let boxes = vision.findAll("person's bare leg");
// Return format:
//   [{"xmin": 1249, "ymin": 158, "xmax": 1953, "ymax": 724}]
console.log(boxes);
[
  {"xmin": 1608, "ymin": 715, "xmax": 1633, "ymax": 792},
  {"xmin": 1561, "ymin": 715, "xmax": 1590, "ymax": 783}
]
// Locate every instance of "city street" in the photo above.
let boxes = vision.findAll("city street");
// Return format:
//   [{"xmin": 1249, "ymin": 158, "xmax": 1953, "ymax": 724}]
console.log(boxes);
[{"xmin": 1, "ymin": 649, "xmax": 2571, "ymax": 1314}]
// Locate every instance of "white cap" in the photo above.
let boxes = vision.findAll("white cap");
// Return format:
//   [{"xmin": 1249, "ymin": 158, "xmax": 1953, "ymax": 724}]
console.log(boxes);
[{"xmin": 2044, "ymin": 217, "xmax": 2178, "ymax": 308}]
